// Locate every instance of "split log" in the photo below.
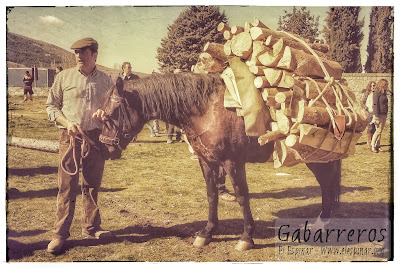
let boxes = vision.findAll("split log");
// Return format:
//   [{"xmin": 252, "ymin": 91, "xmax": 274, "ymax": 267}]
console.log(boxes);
[
  {"xmin": 244, "ymin": 21, "xmax": 251, "ymax": 33},
  {"xmin": 257, "ymin": 48, "xmax": 283, "ymax": 67},
  {"xmin": 249, "ymin": 65, "xmax": 267, "ymax": 75},
  {"xmin": 263, "ymin": 68, "xmax": 295, "ymax": 88},
  {"xmin": 249, "ymin": 27, "xmax": 270, "ymax": 41},
  {"xmin": 230, "ymin": 32, "xmax": 253, "ymax": 59},
  {"xmin": 217, "ymin": 22, "xmax": 230, "ymax": 33},
  {"xmin": 274, "ymin": 86, "xmax": 303, "ymax": 104},
  {"xmin": 258, "ymin": 130, "xmax": 286, "ymax": 145},
  {"xmin": 285, "ymin": 134, "xmax": 299, "ymax": 147},
  {"xmin": 250, "ymin": 18, "xmax": 269, "ymax": 29},
  {"xmin": 231, "ymin": 26, "xmax": 244, "ymax": 35},
  {"xmin": 268, "ymin": 106, "xmax": 277, "ymax": 121},
  {"xmin": 263, "ymin": 68, "xmax": 282, "ymax": 87},
  {"xmin": 192, "ymin": 63, "xmax": 207, "ymax": 74},
  {"xmin": 203, "ymin": 42, "xmax": 228, "ymax": 62},
  {"xmin": 196, "ymin": 52, "xmax": 225, "ymax": 73},
  {"xmin": 246, "ymin": 41, "xmax": 268, "ymax": 66},
  {"xmin": 276, "ymin": 46, "xmax": 342, "ymax": 79},
  {"xmin": 254, "ymin": 76, "xmax": 272, "ymax": 88},
  {"xmin": 276, "ymin": 111, "xmax": 292, "ymax": 134},
  {"xmin": 224, "ymin": 30, "xmax": 233, "ymax": 40},
  {"xmin": 7, "ymin": 136, "xmax": 59, "ymax": 153},
  {"xmin": 270, "ymin": 121, "xmax": 279, "ymax": 131},
  {"xmin": 265, "ymin": 35, "xmax": 281, "ymax": 47},
  {"xmin": 273, "ymin": 140, "xmax": 303, "ymax": 168},
  {"xmin": 257, "ymin": 38, "xmax": 287, "ymax": 67},
  {"xmin": 224, "ymin": 40, "xmax": 233, "ymax": 56},
  {"xmin": 251, "ymin": 27, "xmax": 328, "ymax": 57}
]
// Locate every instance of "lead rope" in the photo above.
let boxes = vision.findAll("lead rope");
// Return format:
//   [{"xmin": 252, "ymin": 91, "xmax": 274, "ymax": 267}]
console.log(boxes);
[{"xmin": 61, "ymin": 129, "xmax": 91, "ymax": 176}]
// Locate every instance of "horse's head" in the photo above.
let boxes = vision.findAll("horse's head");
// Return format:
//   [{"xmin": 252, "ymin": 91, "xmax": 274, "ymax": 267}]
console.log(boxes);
[{"xmin": 99, "ymin": 77, "xmax": 143, "ymax": 159}]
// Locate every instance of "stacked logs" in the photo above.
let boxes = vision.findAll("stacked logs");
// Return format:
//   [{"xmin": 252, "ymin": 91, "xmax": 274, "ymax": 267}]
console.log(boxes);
[{"xmin": 193, "ymin": 18, "xmax": 368, "ymax": 168}]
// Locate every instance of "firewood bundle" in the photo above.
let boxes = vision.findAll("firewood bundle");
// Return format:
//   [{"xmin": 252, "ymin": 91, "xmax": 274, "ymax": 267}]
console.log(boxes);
[{"xmin": 193, "ymin": 18, "xmax": 368, "ymax": 168}]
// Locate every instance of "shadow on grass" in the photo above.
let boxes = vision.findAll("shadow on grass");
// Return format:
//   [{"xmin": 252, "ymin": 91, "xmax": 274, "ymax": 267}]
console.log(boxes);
[
  {"xmin": 7, "ymin": 187, "xmax": 127, "ymax": 200},
  {"xmin": 249, "ymin": 185, "xmax": 373, "ymax": 200},
  {"xmin": 7, "ymin": 166, "xmax": 58, "ymax": 177},
  {"xmin": 6, "ymin": 201, "xmax": 391, "ymax": 260},
  {"xmin": 8, "ymin": 229, "xmax": 48, "ymax": 237}
]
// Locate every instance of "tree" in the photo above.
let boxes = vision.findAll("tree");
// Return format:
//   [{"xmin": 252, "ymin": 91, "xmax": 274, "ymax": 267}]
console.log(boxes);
[
  {"xmin": 322, "ymin": 7, "xmax": 364, "ymax": 73},
  {"xmin": 364, "ymin": 7, "xmax": 394, "ymax": 73},
  {"xmin": 277, "ymin": 6, "xmax": 320, "ymax": 43},
  {"xmin": 156, "ymin": 6, "xmax": 227, "ymax": 73}
]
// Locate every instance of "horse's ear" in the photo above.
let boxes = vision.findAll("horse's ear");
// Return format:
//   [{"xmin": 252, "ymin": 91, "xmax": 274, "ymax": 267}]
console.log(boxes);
[{"xmin": 116, "ymin": 77, "xmax": 124, "ymax": 94}]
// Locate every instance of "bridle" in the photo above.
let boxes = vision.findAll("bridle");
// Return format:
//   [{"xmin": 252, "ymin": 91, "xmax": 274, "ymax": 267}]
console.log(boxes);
[{"xmin": 99, "ymin": 94, "xmax": 133, "ymax": 150}]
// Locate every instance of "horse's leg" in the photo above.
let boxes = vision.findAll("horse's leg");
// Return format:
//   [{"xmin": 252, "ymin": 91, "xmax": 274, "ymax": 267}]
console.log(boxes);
[
  {"xmin": 222, "ymin": 159, "xmax": 254, "ymax": 251},
  {"xmin": 193, "ymin": 159, "xmax": 220, "ymax": 247},
  {"xmin": 306, "ymin": 159, "xmax": 342, "ymax": 223}
]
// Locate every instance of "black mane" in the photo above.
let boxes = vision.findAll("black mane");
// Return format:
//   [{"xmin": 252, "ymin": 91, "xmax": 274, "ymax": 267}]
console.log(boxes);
[{"xmin": 122, "ymin": 72, "xmax": 224, "ymax": 122}]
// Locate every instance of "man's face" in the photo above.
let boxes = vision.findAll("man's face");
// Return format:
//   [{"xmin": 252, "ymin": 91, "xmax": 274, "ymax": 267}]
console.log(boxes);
[
  {"xmin": 74, "ymin": 47, "xmax": 97, "ymax": 70},
  {"xmin": 124, "ymin": 64, "xmax": 132, "ymax": 76}
]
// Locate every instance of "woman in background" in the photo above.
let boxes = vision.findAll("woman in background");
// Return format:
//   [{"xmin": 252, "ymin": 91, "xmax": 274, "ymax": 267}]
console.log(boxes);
[{"xmin": 361, "ymin": 80, "xmax": 376, "ymax": 149}]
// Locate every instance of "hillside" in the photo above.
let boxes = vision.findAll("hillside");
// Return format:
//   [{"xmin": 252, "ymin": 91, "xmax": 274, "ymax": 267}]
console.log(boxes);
[{"xmin": 6, "ymin": 32, "xmax": 149, "ymax": 78}]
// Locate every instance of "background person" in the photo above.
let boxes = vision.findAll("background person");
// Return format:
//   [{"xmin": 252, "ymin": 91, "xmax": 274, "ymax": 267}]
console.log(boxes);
[
  {"xmin": 371, "ymin": 79, "xmax": 389, "ymax": 153},
  {"xmin": 22, "ymin": 71, "xmax": 34, "ymax": 101},
  {"xmin": 46, "ymin": 37, "xmax": 113, "ymax": 254},
  {"xmin": 361, "ymin": 80, "xmax": 376, "ymax": 149},
  {"xmin": 122, "ymin": 61, "xmax": 159, "ymax": 138}
]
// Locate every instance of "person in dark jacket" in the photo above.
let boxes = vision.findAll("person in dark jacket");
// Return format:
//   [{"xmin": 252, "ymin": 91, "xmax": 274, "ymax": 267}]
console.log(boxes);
[
  {"xmin": 23, "ymin": 71, "xmax": 34, "ymax": 101},
  {"xmin": 370, "ymin": 79, "xmax": 389, "ymax": 153},
  {"xmin": 121, "ymin": 62, "xmax": 158, "ymax": 138}
]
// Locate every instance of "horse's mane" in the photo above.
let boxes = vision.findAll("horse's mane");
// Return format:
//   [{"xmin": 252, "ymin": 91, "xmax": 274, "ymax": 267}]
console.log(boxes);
[{"xmin": 122, "ymin": 72, "xmax": 224, "ymax": 121}]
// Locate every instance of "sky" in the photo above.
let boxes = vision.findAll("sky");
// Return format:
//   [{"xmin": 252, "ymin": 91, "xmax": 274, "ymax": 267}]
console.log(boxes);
[{"xmin": 6, "ymin": 3, "xmax": 372, "ymax": 74}]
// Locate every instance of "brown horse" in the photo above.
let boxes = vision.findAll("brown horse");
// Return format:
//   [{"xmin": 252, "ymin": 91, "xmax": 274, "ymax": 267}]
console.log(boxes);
[{"xmin": 98, "ymin": 73, "xmax": 341, "ymax": 250}]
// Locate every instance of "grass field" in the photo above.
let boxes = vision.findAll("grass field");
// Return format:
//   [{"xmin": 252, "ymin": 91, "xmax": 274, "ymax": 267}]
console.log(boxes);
[{"xmin": 6, "ymin": 95, "xmax": 393, "ymax": 262}]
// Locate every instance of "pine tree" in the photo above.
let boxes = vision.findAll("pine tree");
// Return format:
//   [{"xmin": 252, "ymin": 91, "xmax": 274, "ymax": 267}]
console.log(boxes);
[
  {"xmin": 156, "ymin": 6, "xmax": 227, "ymax": 73},
  {"xmin": 364, "ymin": 7, "xmax": 394, "ymax": 73},
  {"xmin": 322, "ymin": 7, "xmax": 364, "ymax": 73},
  {"xmin": 277, "ymin": 6, "xmax": 320, "ymax": 43}
]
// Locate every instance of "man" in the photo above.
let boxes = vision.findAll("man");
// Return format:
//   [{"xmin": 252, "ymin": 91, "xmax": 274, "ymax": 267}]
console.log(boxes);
[
  {"xmin": 23, "ymin": 71, "xmax": 34, "ymax": 101},
  {"xmin": 121, "ymin": 61, "xmax": 139, "ymax": 81},
  {"xmin": 46, "ymin": 37, "xmax": 113, "ymax": 254},
  {"xmin": 122, "ymin": 61, "xmax": 159, "ymax": 137}
]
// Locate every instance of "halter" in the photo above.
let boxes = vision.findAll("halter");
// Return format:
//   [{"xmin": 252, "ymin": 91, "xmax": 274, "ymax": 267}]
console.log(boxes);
[{"xmin": 99, "ymin": 94, "xmax": 133, "ymax": 149}]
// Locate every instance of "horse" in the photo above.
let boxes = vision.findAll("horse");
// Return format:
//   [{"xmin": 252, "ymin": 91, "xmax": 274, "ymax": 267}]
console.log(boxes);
[{"xmin": 97, "ymin": 72, "xmax": 341, "ymax": 251}]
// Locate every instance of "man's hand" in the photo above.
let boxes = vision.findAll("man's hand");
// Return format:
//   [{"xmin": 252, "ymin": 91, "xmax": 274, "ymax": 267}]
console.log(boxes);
[
  {"xmin": 66, "ymin": 121, "xmax": 83, "ymax": 137},
  {"xmin": 92, "ymin": 109, "xmax": 107, "ymax": 122}
]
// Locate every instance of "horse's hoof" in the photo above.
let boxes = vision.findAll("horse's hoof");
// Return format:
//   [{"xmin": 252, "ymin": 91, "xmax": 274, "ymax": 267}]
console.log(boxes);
[
  {"xmin": 235, "ymin": 240, "xmax": 254, "ymax": 251},
  {"xmin": 193, "ymin": 236, "xmax": 211, "ymax": 247}
]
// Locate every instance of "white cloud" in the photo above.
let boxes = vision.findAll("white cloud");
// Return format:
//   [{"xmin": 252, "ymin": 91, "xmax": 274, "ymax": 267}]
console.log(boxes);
[{"xmin": 39, "ymin": 15, "xmax": 63, "ymax": 24}]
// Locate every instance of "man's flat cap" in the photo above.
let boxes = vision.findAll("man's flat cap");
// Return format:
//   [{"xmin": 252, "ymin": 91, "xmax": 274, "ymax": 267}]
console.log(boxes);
[{"xmin": 70, "ymin": 37, "xmax": 98, "ymax": 51}]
